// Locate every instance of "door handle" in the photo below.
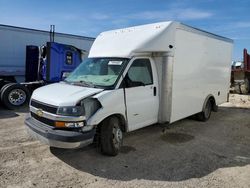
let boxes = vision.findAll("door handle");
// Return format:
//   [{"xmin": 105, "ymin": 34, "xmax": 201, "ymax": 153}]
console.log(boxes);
[{"xmin": 153, "ymin": 86, "xmax": 157, "ymax": 96}]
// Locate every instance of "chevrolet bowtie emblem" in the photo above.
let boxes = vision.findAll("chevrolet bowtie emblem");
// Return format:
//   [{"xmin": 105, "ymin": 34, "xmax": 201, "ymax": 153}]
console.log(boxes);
[{"xmin": 36, "ymin": 109, "xmax": 43, "ymax": 117}]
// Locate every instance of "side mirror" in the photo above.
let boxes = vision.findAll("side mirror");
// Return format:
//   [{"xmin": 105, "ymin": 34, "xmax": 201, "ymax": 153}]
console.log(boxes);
[{"xmin": 62, "ymin": 72, "xmax": 71, "ymax": 80}]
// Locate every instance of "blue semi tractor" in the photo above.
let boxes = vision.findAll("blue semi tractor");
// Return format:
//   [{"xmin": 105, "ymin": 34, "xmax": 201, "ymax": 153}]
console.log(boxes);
[
  {"xmin": 0, "ymin": 24, "xmax": 94, "ymax": 109},
  {"xmin": 0, "ymin": 42, "xmax": 86, "ymax": 109}
]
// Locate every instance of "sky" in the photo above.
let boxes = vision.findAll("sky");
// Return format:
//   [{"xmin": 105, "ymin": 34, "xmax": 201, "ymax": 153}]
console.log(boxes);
[{"xmin": 0, "ymin": 0, "xmax": 250, "ymax": 60}]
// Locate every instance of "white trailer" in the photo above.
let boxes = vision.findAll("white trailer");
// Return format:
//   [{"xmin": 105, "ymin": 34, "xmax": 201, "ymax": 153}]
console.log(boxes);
[
  {"xmin": 25, "ymin": 21, "xmax": 233, "ymax": 156},
  {"xmin": 0, "ymin": 24, "xmax": 94, "ymax": 82}
]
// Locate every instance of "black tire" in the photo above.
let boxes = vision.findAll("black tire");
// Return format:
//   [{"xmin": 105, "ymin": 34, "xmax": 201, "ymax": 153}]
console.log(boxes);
[
  {"xmin": 0, "ymin": 83, "xmax": 15, "ymax": 105},
  {"xmin": 0, "ymin": 83, "xmax": 14, "ymax": 94},
  {"xmin": 212, "ymin": 103, "xmax": 218, "ymax": 112},
  {"xmin": 196, "ymin": 99, "xmax": 212, "ymax": 122},
  {"xmin": 100, "ymin": 116, "xmax": 123, "ymax": 156},
  {"xmin": 1, "ymin": 83, "xmax": 31, "ymax": 110}
]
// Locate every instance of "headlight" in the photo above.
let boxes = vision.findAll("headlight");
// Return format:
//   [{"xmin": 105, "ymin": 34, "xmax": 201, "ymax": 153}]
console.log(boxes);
[
  {"xmin": 81, "ymin": 98, "xmax": 101, "ymax": 119},
  {"xmin": 57, "ymin": 106, "xmax": 84, "ymax": 116}
]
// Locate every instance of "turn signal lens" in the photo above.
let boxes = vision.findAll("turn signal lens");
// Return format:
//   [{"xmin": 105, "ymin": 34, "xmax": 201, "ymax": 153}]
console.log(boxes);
[{"xmin": 55, "ymin": 121, "xmax": 66, "ymax": 128}]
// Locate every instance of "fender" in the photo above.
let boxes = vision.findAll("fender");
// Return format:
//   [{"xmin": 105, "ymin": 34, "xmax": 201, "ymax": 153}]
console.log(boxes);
[
  {"xmin": 86, "ymin": 89, "xmax": 127, "ymax": 130},
  {"xmin": 87, "ymin": 109, "xmax": 127, "ymax": 131},
  {"xmin": 202, "ymin": 94, "xmax": 217, "ymax": 112}
]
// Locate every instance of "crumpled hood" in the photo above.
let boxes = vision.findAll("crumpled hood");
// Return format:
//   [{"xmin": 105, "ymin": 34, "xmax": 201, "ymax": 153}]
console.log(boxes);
[{"xmin": 31, "ymin": 82, "xmax": 103, "ymax": 106}]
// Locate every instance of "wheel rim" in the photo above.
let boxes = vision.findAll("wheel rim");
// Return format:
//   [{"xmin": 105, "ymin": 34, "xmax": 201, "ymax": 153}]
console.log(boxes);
[
  {"xmin": 112, "ymin": 121, "xmax": 123, "ymax": 149},
  {"xmin": 204, "ymin": 101, "xmax": 212, "ymax": 118},
  {"xmin": 8, "ymin": 89, "xmax": 27, "ymax": 106}
]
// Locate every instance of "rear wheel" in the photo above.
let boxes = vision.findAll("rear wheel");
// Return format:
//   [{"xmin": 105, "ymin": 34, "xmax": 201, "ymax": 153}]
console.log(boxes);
[
  {"xmin": 0, "ymin": 83, "xmax": 15, "ymax": 106},
  {"xmin": 1, "ymin": 83, "xmax": 30, "ymax": 110},
  {"xmin": 196, "ymin": 99, "xmax": 212, "ymax": 122},
  {"xmin": 0, "ymin": 83, "xmax": 13, "ymax": 94},
  {"xmin": 100, "ymin": 116, "xmax": 123, "ymax": 156}
]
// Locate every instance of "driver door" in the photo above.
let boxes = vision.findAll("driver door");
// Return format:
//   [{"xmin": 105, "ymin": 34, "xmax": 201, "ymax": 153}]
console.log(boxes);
[{"xmin": 123, "ymin": 58, "xmax": 159, "ymax": 131}]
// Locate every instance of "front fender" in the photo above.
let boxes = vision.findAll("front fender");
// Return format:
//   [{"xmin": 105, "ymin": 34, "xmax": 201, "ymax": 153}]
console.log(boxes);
[{"xmin": 86, "ymin": 89, "xmax": 126, "ymax": 126}]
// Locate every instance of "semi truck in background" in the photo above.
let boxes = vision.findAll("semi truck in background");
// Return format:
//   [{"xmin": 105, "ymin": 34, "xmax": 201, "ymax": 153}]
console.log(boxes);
[
  {"xmin": 25, "ymin": 21, "xmax": 233, "ymax": 156},
  {"xmin": 0, "ymin": 24, "xmax": 95, "ymax": 109},
  {"xmin": 231, "ymin": 49, "xmax": 250, "ymax": 94}
]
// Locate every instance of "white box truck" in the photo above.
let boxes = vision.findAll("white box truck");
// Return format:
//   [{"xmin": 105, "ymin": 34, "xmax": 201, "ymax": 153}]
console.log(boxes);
[{"xmin": 25, "ymin": 21, "xmax": 233, "ymax": 156}]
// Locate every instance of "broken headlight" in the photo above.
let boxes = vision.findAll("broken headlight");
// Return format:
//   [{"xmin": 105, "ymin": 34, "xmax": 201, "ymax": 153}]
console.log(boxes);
[
  {"xmin": 57, "ymin": 106, "xmax": 84, "ymax": 116},
  {"xmin": 81, "ymin": 98, "xmax": 101, "ymax": 119}
]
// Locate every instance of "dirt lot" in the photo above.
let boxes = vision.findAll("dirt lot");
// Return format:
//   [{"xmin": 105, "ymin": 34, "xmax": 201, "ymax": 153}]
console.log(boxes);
[{"xmin": 0, "ymin": 94, "xmax": 250, "ymax": 188}]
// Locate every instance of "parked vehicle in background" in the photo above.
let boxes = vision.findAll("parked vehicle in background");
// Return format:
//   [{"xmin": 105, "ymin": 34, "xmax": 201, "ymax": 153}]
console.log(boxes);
[
  {"xmin": 231, "ymin": 49, "xmax": 250, "ymax": 94},
  {"xmin": 25, "ymin": 21, "xmax": 233, "ymax": 156},
  {"xmin": 0, "ymin": 24, "xmax": 94, "ymax": 109}
]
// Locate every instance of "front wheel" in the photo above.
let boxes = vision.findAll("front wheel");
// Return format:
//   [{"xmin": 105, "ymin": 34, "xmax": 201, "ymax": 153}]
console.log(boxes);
[{"xmin": 100, "ymin": 116, "xmax": 123, "ymax": 156}]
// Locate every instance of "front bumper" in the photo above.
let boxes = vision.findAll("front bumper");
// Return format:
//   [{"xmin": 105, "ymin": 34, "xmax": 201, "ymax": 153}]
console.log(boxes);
[{"xmin": 25, "ymin": 116, "xmax": 95, "ymax": 149}]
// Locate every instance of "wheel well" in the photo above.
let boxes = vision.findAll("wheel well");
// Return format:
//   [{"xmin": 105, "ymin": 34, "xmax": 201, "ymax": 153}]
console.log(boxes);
[
  {"xmin": 115, "ymin": 114, "xmax": 127, "ymax": 132},
  {"xmin": 0, "ymin": 76, "xmax": 17, "ymax": 83},
  {"xmin": 0, "ymin": 76, "xmax": 16, "ymax": 91},
  {"xmin": 204, "ymin": 95, "xmax": 217, "ymax": 112},
  {"xmin": 97, "ymin": 114, "xmax": 127, "ymax": 132}
]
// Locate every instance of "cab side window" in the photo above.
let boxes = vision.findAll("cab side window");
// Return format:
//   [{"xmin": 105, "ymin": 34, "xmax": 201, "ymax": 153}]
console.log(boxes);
[
  {"xmin": 66, "ymin": 51, "xmax": 73, "ymax": 65},
  {"xmin": 125, "ymin": 59, "xmax": 153, "ymax": 87}
]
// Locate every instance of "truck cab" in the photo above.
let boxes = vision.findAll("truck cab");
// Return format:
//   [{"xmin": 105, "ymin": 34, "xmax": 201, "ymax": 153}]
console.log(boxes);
[{"xmin": 26, "ymin": 56, "xmax": 159, "ymax": 155}]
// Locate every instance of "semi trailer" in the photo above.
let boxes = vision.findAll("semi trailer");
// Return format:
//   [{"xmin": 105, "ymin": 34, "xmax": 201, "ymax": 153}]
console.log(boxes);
[
  {"xmin": 25, "ymin": 21, "xmax": 233, "ymax": 156},
  {"xmin": 0, "ymin": 24, "xmax": 95, "ymax": 109}
]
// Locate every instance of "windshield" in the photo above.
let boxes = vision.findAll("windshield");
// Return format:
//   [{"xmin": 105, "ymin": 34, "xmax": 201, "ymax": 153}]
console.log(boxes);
[{"xmin": 65, "ymin": 58, "xmax": 128, "ymax": 88}]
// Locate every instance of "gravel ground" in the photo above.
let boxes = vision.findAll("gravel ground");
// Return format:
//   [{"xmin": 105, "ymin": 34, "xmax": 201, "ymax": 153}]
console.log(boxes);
[{"xmin": 0, "ymin": 94, "xmax": 250, "ymax": 188}]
